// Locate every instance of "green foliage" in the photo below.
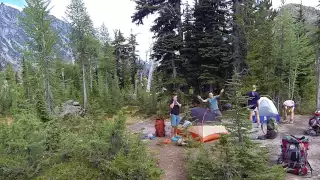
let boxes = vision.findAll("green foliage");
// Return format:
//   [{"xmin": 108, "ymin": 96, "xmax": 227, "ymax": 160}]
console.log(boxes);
[
  {"xmin": 0, "ymin": 112, "xmax": 161, "ymax": 180},
  {"xmin": 21, "ymin": 0, "xmax": 57, "ymax": 115}
]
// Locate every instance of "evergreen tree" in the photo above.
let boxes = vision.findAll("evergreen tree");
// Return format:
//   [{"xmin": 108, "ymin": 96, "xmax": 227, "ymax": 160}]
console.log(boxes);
[
  {"xmin": 231, "ymin": 0, "xmax": 256, "ymax": 72},
  {"xmin": 314, "ymin": 0, "xmax": 320, "ymax": 109},
  {"xmin": 181, "ymin": 3, "xmax": 199, "ymax": 91},
  {"xmin": 193, "ymin": 0, "xmax": 232, "ymax": 90},
  {"xmin": 245, "ymin": 0, "xmax": 277, "ymax": 95},
  {"xmin": 65, "ymin": 0, "xmax": 94, "ymax": 109},
  {"xmin": 20, "ymin": 0, "xmax": 56, "ymax": 115},
  {"xmin": 128, "ymin": 30, "xmax": 139, "ymax": 91},
  {"xmin": 98, "ymin": 23, "xmax": 111, "ymax": 45},
  {"xmin": 132, "ymin": 0, "xmax": 183, "ymax": 89},
  {"xmin": 112, "ymin": 30, "xmax": 130, "ymax": 89},
  {"xmin": 293, "ymin": 2, "xmax": 315, "ymax": 104}
]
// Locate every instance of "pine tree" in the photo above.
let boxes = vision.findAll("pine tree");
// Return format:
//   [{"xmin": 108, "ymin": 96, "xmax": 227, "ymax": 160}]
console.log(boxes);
[
  {"xmin": 20, "ymin": 0, "xmax": 56, "ymax": 115},
  {"xmin": 98, "ymin": 23, "xmax": 111, "ymax": 45},
  {"xmin": 128, "ymin": 30, "xmax": 139, "ymax": 91},
  {"xmin": 293, "ymin": 2, "xmax": 315, "ymax": 104},
  {"xmin": 132, "ymin": 0, "xmax": 183, "ymax": 90},
  {"xmin": 314, "ymin": 0, "xmax": 320, "ymax": 109},
  {"xmin": 65, "ymin": 0, "xmax": 94, "ymax": 109},
  {"xmin": 193, "ymin": 0, "xmax": 232, "ymax": 90},
  {"xmin": 112, "ymin": 30, "xmax": 130, "ymax": 89},
  {"xmin": 181, "ymin": 3, "xmax": 199, "ymax": 92},
  {"xmin": 245, "ymin": 0, "xmax": 277, "ymax": 96},
  {"xmin": 231, "ymin": 0, "xmax": 256, "ymax": 72}
]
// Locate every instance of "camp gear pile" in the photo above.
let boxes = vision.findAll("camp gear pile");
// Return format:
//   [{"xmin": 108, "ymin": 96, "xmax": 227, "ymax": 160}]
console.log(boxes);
[
  {"xmin": 305, "ymin": 111, "xmax": 320, "ymax": 136},
  {"xmin": 278, "ymin": 135, "xmax": 312, "ymax": 176}
]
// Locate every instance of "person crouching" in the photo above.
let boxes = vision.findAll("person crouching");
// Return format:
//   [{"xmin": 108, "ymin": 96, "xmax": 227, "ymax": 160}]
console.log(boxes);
[{"xmin": 282, "ymin": 100, "xmax": 295, "ymax": 123}]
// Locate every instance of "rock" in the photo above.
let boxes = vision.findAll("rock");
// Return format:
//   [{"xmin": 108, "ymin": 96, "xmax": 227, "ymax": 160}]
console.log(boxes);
[
  {"xmin": 59, "ymin": 100, "xmax": 85, "ymax": 118},
  {"xmin": 73, "ymin": 101, "xmax": 80, "ymax": 106}
]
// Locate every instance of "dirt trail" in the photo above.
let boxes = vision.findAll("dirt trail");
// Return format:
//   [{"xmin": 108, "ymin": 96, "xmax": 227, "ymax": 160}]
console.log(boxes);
[
  {"xmin": 128, "ymin": 115, "xmax": 320, "ymax": 180},
  {"xmin": 128, "ymin": 120, "xmax": 187, "ymax": 180},
  {"xmin": 256, "ymin": 115, "xmax": 320, "ymax": 180}
]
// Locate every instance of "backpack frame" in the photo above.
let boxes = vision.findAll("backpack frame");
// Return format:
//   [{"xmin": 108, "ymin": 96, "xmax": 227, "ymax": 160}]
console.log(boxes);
[{"xmin": 278, "ymin": 135, "xmax": 312, "ymax": 176}]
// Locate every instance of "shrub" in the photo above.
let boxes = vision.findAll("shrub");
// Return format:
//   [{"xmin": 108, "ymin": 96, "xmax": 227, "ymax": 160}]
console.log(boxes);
[{"xmin": 0, "ymin": 112, "xmax": 161, "ymax": 180}]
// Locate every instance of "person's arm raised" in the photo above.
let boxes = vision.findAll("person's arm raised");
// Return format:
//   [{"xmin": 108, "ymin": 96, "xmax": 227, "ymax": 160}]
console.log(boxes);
[
  {"xmin": 197, "ymin": 95, "xmax": 208, "ymax": 102},
  {"xmin": 216, "ymin": 89, "xmax": 224, "ymax": 98}
]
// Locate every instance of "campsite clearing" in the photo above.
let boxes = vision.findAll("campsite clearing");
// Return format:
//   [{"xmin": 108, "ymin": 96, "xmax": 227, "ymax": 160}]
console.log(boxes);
[{"xmin": 128, "ymin": 115, "xmax": 320, "ymax": 180}]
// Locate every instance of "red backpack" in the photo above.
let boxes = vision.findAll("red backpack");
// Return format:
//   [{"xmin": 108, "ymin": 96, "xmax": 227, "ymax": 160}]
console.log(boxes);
[
  {"xmin": 278, "ymin": 135, "xmax": 312, "ymax": 176},
  {"xmin": 155, "ymin": 119, "xmax": 165, "ymax": 137}
]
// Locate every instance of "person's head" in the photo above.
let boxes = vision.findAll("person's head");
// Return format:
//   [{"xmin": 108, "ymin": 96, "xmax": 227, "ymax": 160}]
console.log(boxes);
[
  {"xmin": 172, "ymin": 92, "xmax": 177, "ymax": 100},
  {"xmin": 208, "ymin": 92, "xmax": 214, "ymax": 98},
  {"xmin": 252, "ymin": 85, "xmax": 257, "ymax": 91}
]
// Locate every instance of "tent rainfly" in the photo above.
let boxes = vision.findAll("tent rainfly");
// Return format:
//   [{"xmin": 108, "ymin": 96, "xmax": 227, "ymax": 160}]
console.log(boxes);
[{"xmin": 252, "ymin": 97, "xmax": 280, "ymax": 123}]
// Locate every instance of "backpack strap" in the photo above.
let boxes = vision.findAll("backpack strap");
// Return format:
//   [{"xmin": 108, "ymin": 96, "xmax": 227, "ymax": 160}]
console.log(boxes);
[
  {"xmin": 261, "ymin": 123, "xmax": 266, "ymax": 135},
  {"xmin": 307, "ymin": 160, "xmax": 313, "ymax": 176}
]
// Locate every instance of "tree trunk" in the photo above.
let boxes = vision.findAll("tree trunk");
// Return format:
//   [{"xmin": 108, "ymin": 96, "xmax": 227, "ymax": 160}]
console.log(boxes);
[
  {"xmin": 105, "ymin": 70, "xmax": 109, "ymax": 92},
  {"xmin": 146, "ymin": 59, "xmax": 154, "ymax": 92},
  {"xmin": 82, "ymin": 60, "xmax": 88, "ymax": 110},
  {"xmin": 232, "ymin": 0, "xmax": 241, "ymax": 72},
  {"xmin": 171, "ymin": 58, "xmax": 176, "ymax": 89},
  {"xmin": 61, "ymin": 68, "xmax": 66, "ymax": 89},
  {"xmin": 134, "ymin": 72, "xmax": 138, "ymax": 94},
  {"xmin": 89, "ymin": 58, "xmax": 93, "ymax": 92},
  {"xmin": 316, "ymin": 50, "xmax": 320, "ymax": 109},
  {"xmin": 44, "ymin": 75, "xmax": 52, "ymax": 114}
]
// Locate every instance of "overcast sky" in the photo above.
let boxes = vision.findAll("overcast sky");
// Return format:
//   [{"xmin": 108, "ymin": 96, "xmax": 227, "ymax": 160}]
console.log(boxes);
[{"xmin": 3, "ymin": 0, "xmax": 319, "ymax": 59}]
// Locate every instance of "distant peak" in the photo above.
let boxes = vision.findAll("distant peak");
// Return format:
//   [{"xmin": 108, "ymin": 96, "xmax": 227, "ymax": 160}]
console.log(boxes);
[{"xmin": 0, "ymin": 2, "xmax": 23, "ymax": 11}]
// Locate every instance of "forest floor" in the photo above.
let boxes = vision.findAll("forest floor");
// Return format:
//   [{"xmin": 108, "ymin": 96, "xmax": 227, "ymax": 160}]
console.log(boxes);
[{"xmin": 127, "ymin": 115, "xmax": 320, "ymax": 180}]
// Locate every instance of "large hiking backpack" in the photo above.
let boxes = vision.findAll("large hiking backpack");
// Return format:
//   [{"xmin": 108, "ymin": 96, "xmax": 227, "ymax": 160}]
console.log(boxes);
[
  {"xmin": 155, "ymin": 118, "xmax": 165, "ymax": 137},
  {"xmin": 278, "ymin": 135, "xmax": 312, "ymax": 176},
  {"xmin": 260, "ymin": 118, "xmax": 278, "ymax": 139},
  {"xmin": 305, "ymin": 114, "xmax": 320, "ymax": 136}
]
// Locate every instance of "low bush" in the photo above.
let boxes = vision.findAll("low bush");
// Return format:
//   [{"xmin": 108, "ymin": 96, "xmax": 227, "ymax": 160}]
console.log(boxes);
[{"xmin": 0, "ymin": 112, "xmax": 161, "ymax": 180}]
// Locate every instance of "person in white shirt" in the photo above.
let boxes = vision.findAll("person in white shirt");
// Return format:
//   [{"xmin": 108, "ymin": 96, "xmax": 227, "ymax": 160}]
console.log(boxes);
[{"xmin": 282, "ymin": 100, "xmax": 295, "ymax": 123}]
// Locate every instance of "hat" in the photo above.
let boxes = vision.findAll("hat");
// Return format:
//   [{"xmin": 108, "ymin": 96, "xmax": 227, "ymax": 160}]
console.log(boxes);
[{"xmin": 252, "ymin": 85, "xmax": 257, "ymax": 91}]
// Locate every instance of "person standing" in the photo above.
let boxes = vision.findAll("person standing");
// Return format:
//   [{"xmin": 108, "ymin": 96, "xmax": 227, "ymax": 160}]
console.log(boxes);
[
  {"xmin": 282, "ymin": 100, "xmax": 295, "ymax": 123},
  {"xmin": 197, "ymin": 89, "xmax": 224, "ymax": 119},
  {"xmin": 169, "ymin": 92, "xmax": 182, "ymax": 140},
  {"xmin": 248, "ymin": 85, "xmax": 261, "ymax": 127}
]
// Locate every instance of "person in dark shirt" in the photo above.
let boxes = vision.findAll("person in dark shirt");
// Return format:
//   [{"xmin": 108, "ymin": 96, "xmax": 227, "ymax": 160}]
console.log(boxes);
[
  {"xmin": 169, "ymin": 92, "xmax": 182, "ymax": 140},
  {"xmin": 248, "ymin": 85, "xmax": 261, "ymax": 127}
]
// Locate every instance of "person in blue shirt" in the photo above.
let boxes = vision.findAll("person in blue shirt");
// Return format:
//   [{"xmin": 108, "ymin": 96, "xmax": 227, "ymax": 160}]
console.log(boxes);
[
  {"xmin": 197, "ymin": 89, "xmax": 224, "ymax": 119},
  {"xmin": 248, "ymin": 85, "xmax": 260, "ymax": 127}
]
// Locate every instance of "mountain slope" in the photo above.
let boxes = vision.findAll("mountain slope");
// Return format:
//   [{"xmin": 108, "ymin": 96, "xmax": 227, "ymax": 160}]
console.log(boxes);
[
  {"xmin": 0, "ymin": 2, "xmax": 73, "ymax": 69},
  {"xmin": 281, "ymin": 3, "xmax": 319, "ymax": 25}
]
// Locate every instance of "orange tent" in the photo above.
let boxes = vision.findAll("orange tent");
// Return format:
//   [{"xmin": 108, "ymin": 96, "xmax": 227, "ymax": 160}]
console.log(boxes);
[{"xmin": 177, "ymin": 109, "xmax": 228, "ymax": 143}]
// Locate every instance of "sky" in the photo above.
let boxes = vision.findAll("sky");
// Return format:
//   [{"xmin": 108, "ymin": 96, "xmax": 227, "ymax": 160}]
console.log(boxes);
[{"xmin": 3, "ymin": 0, "xmax": 319, "ymax": 59}]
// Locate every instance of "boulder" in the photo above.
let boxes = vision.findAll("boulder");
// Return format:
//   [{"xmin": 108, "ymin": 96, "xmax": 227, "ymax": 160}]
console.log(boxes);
[{"xmin": 59, "ymin": 100, "xmax": 85, "ymax": 118}]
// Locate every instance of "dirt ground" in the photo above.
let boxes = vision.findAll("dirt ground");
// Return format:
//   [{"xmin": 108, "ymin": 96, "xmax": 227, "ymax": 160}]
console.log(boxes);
[{"xmin": 127, "ymin": 115, "xmax": 320, "ymax": 180}]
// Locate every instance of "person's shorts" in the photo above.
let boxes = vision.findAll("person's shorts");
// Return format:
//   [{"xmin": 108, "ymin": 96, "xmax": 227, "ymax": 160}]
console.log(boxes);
[
  {"xmin": 283, "ymin": 106, "xmax": 294, "ymax": 113},
  {"xmin": 210, "ymin": 109, "xmax": 222, "ymax": 117},
  {"xmin": 171, "ymin": 114, "xmax": 181, "ymax": 127},
  {"xmin": 248, "ymin": 106, "xmax": 258, "ymax": 112}
]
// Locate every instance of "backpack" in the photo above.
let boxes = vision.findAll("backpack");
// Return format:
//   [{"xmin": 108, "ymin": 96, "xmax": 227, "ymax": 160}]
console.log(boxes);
[
  {"xmin": 305, "ymin": 116, "xmax": 320, "ymax": 136},
  {"xmin": 278, "ymin": 135, "xmax": 312, "ymax": 176},
  {"xmin": 155, "ymin": 119, "xmax": 165, "ymax": 137},
  {"xmin": 260, "ymin": 118, "xmax": 278, "ymax": 139}
]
